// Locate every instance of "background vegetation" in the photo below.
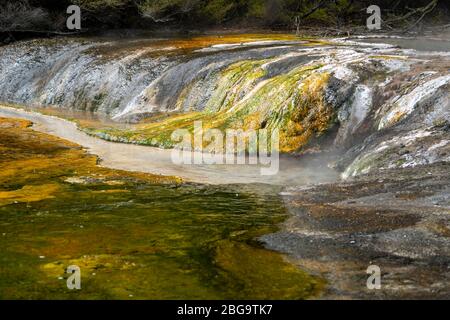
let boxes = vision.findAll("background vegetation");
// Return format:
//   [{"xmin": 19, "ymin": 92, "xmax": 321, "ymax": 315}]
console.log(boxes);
[{"xmin": 0, "ymin": 0, "xmax": 449, "ymax": 39}]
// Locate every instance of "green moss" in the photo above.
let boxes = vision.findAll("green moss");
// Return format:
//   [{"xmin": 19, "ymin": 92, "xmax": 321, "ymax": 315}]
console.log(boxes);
[
  {"xmin": 77, "ymin": 61, "xmax": 334, "ymax": 153},
  {"xmin": 369, "ymin": 55, "xmax": 408, "ymax": 60},
  {"xmin": 205, "ymin": 60, "xmax": 267, "ymax": 112}
]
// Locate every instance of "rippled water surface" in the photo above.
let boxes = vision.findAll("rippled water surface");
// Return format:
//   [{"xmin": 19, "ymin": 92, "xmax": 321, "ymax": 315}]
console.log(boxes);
[{"xmin": 0, "ymin": 175, "xmax": 323, "ymax": 299}]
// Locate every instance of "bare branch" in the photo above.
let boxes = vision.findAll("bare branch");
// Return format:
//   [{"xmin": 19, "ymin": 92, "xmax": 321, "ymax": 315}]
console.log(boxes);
[{"xmin": 403, "ymin": 0, "xmax": 438, "ymax": 32}]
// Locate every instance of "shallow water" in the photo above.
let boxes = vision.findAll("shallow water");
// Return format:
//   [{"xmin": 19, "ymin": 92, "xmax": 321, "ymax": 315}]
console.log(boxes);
[
  {"xmin": 354, "ymin": 37, "xmax": 450, "ymax": 52},
  {"xmin": 0, "ymin": 117, "xmax": 324, "ymax": 299},
  {"xmin": 0, "ymin": 182, "xmax": 323, "ymax": 299},
  {"xmin": 0, "ymin": 106, "xmax": 339, "ymax": 185}
]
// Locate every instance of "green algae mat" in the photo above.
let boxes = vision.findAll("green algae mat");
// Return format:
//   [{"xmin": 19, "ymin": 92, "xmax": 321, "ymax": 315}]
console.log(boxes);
[{"xmin": 0, "ymin": 117, "xmax": 324, "ymax": 299}]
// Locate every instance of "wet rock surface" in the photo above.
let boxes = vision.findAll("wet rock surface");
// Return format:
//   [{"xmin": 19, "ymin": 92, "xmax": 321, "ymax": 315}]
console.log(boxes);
[
  {"xmin": 262, "ymin": 162, "xmax": 450, "ymax": 299},
  {"xmin": 337, "ymin": 53, "xmax": 450, "ymax": 178},
  {"xmin": 1, "ymin": 35, "xmax": 449, "ymax": 163}
]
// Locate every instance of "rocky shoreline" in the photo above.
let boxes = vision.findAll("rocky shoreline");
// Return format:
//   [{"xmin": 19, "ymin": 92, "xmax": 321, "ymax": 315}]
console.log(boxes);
[{"xmin": 262, "ymin": 162, "xmax": 450, "ymax": 299}]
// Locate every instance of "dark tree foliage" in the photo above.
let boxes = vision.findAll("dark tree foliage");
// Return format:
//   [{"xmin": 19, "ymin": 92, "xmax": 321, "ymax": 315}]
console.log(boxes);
[{"xmin": 0, "ymin": 0, "xmax": 448, "ymax": 33}]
